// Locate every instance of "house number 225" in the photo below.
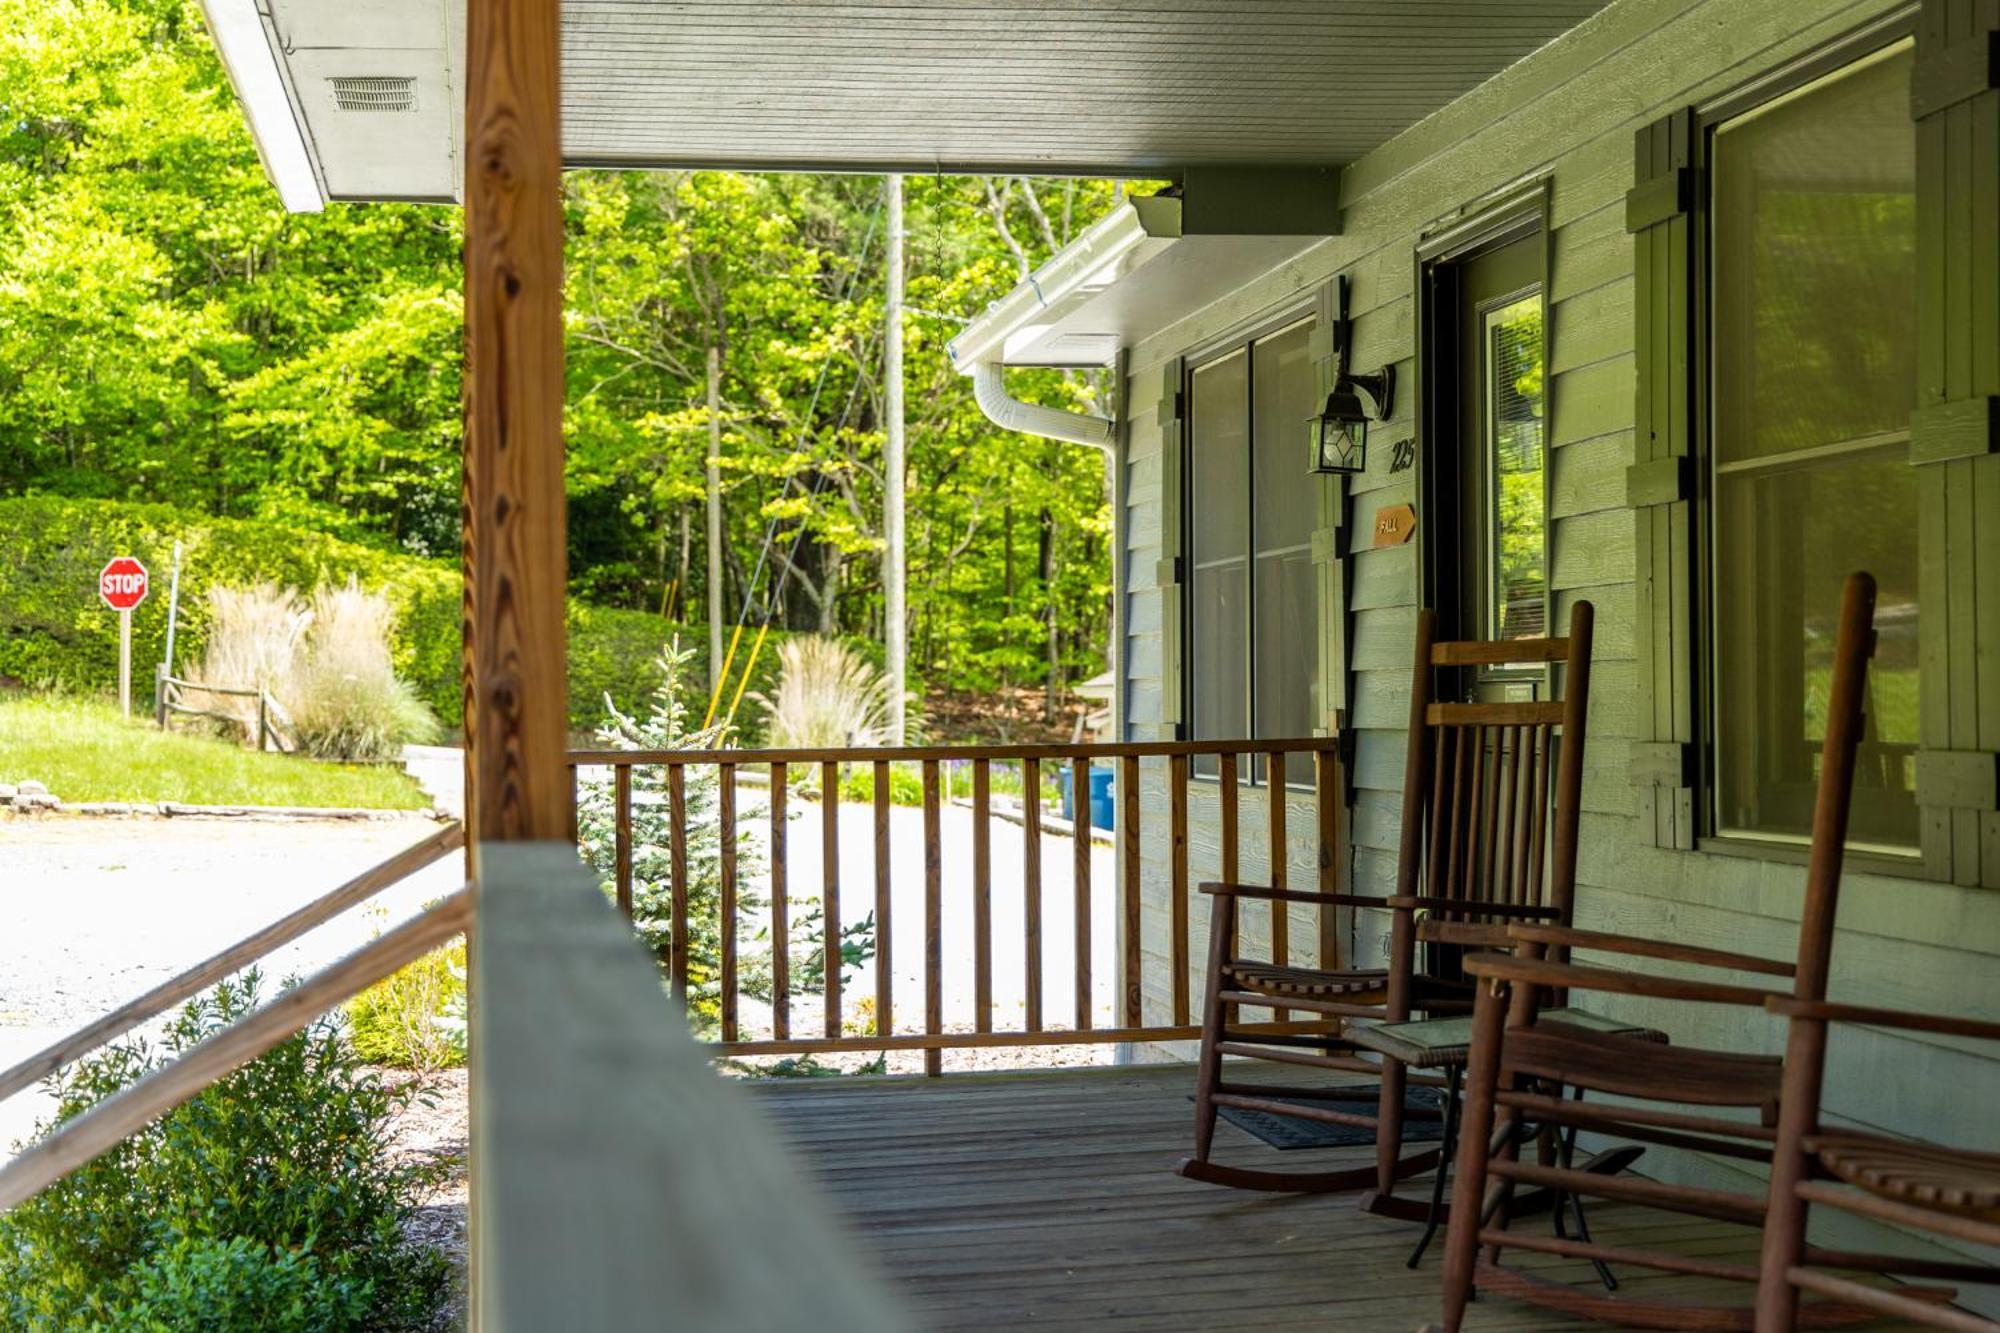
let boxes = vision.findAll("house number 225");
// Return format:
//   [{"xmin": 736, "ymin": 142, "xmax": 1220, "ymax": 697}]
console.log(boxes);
[{"xmin": 1388, "ymin": 440, "xmax": 1415, "ymax": 473}]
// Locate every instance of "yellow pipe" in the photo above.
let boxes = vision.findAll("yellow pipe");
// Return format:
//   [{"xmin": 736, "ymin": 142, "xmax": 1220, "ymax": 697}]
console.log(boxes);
[
  {"xmin": 704, "ymin": 621, "xmax": 747, "ymax": 729},
  {"xmin": 722, "ymin": 622, "xmax": 773, "ymax": 730}
]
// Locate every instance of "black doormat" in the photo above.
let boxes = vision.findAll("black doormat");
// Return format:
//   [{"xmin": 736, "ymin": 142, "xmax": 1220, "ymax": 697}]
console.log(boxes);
[{"xmin": 1197, "ymin": 1084, "xmax": 1448, "ymax": 1151}]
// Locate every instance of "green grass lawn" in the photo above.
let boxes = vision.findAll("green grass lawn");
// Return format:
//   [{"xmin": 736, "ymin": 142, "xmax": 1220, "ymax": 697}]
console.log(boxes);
[{"xmin": 0, "ymin": 694, "xmax": 430, "ymax": 809}]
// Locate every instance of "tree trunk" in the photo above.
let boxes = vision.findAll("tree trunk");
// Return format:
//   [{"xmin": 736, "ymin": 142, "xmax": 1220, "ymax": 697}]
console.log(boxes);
[
  {"xmin": 1040, "ymin": 505, "xmax": 1059, "ymax": 723},
  {"xmin": 818, "ymin": 546, "xmax": 842, "ymax": 636},
  {"xmin": 882, "ymin": 173, "xmax": 907, "ymax": 744},
  {"xmin": 705, "ymin": 343, "xmax": 725, "ymax": 696}
]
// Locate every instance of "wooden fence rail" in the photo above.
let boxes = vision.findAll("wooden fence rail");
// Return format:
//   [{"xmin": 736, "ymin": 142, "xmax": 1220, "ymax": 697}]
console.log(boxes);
[
  {"xmin": 566, "ymin": 737, "xmax": 1347, "ymax": 1065},
  {"xmin": 0, "ymin": 823, "xmax": 464, "ymax": 1106},
  {"xmin": 155, "ymin": 667, "xmax": 290, "ymax": 753},
  {"xmin": 0, "ymin": 890, "xmax": 471, "ymax": 1213}
]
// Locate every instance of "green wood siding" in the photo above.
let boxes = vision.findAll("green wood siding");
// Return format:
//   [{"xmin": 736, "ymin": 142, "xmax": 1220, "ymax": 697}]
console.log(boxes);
[{"xmin": 1119, "ymin": 0, "xmax": 2000, "ymax": 1199}]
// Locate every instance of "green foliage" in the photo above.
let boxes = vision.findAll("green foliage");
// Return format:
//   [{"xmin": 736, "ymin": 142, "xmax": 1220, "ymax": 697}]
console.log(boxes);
[
  {"xmin": 0, "ymin": 0, "xmax": 1128, "ymax": 710},
  {"xmin": 0, "ymin": 495, "xmax": 461, "ymax": 724},
  {"xmin": 343, "ymin": 916, "xmax": 466, "ymax": 1071},
  {"xmin": 574, "ymin": 641, "xmax": 874, "ymax": 1032},
  {"xmin": 113, "ymin": 1237, "xmax": 372, "ymax": 1333},
  {"xmin": 0, "ymin": 694, "xmax": 429, "ymax": 808},
  {"xmin": 0, "ymin": 973, "xmax": 450, "ymax": 1332}
]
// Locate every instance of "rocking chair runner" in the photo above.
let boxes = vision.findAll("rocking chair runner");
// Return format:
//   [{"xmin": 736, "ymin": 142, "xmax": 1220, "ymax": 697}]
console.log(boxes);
[
  {"xmin": 1435, "ymin": 572, "xmax": 1972, "ymax": 1331},
  {"xmin": 1178, "ymin": 601, "xmax": 1595, "ymax": 1196}
]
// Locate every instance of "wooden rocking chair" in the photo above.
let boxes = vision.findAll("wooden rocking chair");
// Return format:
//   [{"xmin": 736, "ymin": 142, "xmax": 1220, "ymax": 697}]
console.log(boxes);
[
  {"xmin": 1178, "ymin": 601, "xmax": 1595, "ymax": 1196},
  {"xmin": 1755, "ymin": 995, "xmax": 2000, "ymax": 1327},
  {"xmin": 1434, "ymin": 572, "xmax": 1969, "ymax": 1331}
]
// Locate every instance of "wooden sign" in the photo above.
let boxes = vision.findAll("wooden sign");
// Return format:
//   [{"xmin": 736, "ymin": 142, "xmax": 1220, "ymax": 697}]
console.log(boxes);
[{"xmin": 1371, "ymin": 503, "xmax": 1417, "ymax": 548}]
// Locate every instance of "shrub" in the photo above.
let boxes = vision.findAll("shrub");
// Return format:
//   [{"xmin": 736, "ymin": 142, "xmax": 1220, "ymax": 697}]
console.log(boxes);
[
  {"xmin": 183, "ymin": 582, "xmax": 309, "ymax": 743},
  {"xmin": 286, "ymin": 579, "xmax": 440, "ymax": 761},
  {"xmin": 343, "ymin": 911, "xmax": 466, "ymax": 1071},
  {"xmin": 0, "ymin": 497, "xmax": 459, "ymax": 725},
  {"xmin": 574, "ymin": 639, "xmax": 874, "ymax": 1032},
  {"xmin": 114, "ymin": 1237, "xmax": 371, "ymax": 1333},
  {"xmin": 0, "ymin": 973, "xmax": 450, "ymax": 1332},
  {"xmin": 751, "ymin": 636, "xmax": 895, "ymax": 749}
]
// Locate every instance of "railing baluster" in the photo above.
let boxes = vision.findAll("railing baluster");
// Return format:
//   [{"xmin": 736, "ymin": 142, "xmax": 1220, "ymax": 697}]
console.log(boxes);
[
  {"xmin": 1072, "ymin": 756, "xmax": 1091, "ymax": 1031},
  {"xmin": 1315, "ymin": 747, "xmax": 1339, "ymax": 970},
  {"xmin": 719, "ymin": 762, "xmax": 738, "ymax": 1042},
  {"xmin": 922, "ymin": 760, "xmax": 942, "ymax": 1076},
  {"xmin": 1120, "ymin": 754, "xmax": 1141, "ymax": 1029},
  {"xmin": 1170, "ymin": 753, "xmax": 1189, "ymax": 1027},
  {"xmin": 822, "ymin": 760, "xmax": 841, "ymax": 1039},
  {"xmin": 973, "ymin": 759, "xmax": 993, "ymax": 1033},
  {"xmin": 668, "ymin": 763, "xmax": 690, "ymax": 1006},
  {"xmin": 1218, "ymin": 749, "xmax": 1239, "ymax": 949},
  {"xmin": 613, "ymin": 764, "xmax": 634, "ymax": 919},
  {"xmin": 1268, "ymin": 749, "xmax": 1287, "ymax": 1024},
  {"xmin": 1023, "ymin": 757, "xmax": 1043, "ymax": 1033},
  {"xmin": 770, "ymin": 762, "xmax": 789, "ymax": 1042},
  {"xmin": 567, "ymin": 762, "xmax": 580, "ymax": 844},
  {"xmin": 873, "ymin": 760, "xmax": 892, "ymax": 1040}
]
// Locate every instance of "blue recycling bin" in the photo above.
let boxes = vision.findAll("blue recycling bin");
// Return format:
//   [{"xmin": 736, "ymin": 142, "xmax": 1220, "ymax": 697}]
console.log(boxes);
[
  {"xmin": 1087, "ymin": 766, "xmax": 1115, "ymax": 831},
  {"xmin": 1058, "ymin": 766, "xmax": 1118, "ymax": 830}
]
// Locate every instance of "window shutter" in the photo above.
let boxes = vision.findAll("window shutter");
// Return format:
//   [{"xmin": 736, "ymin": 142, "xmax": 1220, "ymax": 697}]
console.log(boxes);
[
  {"xmin": 1626, "ymin": 109, "xmax": 1701, "ymax": 850},
  {"xmin": 1309, "ymin": 278, "xmax": 1348, "ymax": 737},
  {"xmin": 1912, "ymin": 0, "xmax": 2000, "ymax": 886},
  {"xmin": 1156, "ymin": 359, "xmax": 1187, "ymax": 738}
]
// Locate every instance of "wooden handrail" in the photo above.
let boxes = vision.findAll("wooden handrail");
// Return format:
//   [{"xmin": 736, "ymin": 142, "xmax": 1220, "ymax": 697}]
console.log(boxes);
[
  {"xmin": 0, "ymin": 891, "xmax": 472, "ymax": 1214},
  {"xmin": 0, "ymin": 822, "xmax": 464, "ymax": 1105},
  {"xmin": 567, "ymin": 735, "xmax": 1341, "ymax": 766},
  {"xmin": 567, "ymin": 738, "xmax": 1348, "ymax": 1066}
]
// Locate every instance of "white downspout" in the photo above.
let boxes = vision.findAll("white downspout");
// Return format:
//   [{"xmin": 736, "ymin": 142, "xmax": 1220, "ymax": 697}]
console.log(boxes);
[{"xmin": 971, "ymin": 360, "xmax": 1115, "ymax": 451}]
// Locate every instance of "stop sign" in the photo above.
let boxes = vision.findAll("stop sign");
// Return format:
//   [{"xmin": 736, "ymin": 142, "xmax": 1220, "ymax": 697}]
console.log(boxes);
[{"xmin": 99, "ymin": 557, "xmax": 149, "ymax": 611}]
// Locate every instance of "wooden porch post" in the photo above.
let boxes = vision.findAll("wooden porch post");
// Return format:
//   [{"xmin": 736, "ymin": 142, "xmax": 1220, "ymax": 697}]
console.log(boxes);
[{"xmin": 462, "ymin": 0, "xmax": 567, "ymax": 853}]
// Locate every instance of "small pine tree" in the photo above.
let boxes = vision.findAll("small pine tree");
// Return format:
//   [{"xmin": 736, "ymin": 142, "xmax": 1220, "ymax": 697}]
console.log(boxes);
[{"xmin": 575, "ymin": 639, "xmax": 874, "ymax": 1035}]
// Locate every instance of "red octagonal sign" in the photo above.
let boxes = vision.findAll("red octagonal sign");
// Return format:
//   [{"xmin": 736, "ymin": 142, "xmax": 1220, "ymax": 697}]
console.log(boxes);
[{"xmin": 99, "ymin": 557, "xmax": 149, "ymax": 611}]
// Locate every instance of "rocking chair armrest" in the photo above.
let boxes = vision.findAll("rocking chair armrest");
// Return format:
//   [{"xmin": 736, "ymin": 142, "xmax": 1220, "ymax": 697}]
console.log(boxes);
[
  {"xmin": 1196, "ymin": 882, "xmax": 1382, "ymax": 909},
  {"xmin": 1462, "ymin": 953, "xmax": 1786, "ymax": 1008},
  {"xmin": 1504, "ymin": 924, "xmax": 1796, "ymax": 978},
  {"xmin": 1765, "ymin": 997, "xmax": 2000, "ymax": 1042},
  {"xmin": 1383, "ymin": 896, "xmax": 1564, "ymax": 919}
]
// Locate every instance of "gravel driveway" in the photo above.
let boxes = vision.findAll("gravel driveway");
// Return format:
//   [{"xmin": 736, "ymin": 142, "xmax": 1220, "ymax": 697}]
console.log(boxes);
[{"xmin": 0, "ymin": 814, "xmax": 463, "ymax": 1158}]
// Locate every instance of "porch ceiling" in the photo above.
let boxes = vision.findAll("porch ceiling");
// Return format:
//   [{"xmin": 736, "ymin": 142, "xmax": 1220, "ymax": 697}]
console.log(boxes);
[{"xmin": 215, "ymin": 0, "xmax": 1613, "ymax": 209}]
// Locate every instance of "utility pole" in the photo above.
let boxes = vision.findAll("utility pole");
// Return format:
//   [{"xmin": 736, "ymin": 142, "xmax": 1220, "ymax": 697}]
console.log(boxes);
[
  {"xmin": 883, "ymin": 173, "xmax": 907, "ymax": 744},
  {"xmin": 706, "ymin": 341, "xmax": 724, "ymax": 697}
]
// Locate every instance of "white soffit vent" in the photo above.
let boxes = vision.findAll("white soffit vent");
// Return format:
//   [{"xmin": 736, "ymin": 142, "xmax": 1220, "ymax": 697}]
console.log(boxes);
[{"xmin": 330, "ymin": 76, "xmax": 417, "ymax": 113}]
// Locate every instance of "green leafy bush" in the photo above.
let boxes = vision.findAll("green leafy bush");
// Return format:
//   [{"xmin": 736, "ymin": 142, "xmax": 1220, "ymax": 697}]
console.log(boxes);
[
  {"xmin": 114, "ymin": 1237, "xmax": 371, "ymax": 1333},
  {"xmin": 0, "ymin": 496, "xmax": 460, "ymax": 726},
  {"xmin": 0, "ymin": 495, "xmax": 877, "ymax": 738},
  {"xmin": 343, "ymin": 914, "xmax": 467, "ymax": 1071},
  {"xmin": 0, "ymin": 973, "xmax": 450, "ymax": 1332}
]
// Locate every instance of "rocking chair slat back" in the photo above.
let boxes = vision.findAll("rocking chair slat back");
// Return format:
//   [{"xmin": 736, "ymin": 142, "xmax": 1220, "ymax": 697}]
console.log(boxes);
[{"xmin": 1394, "ymin": 602, "xmax": 1593, "ymax": 996}]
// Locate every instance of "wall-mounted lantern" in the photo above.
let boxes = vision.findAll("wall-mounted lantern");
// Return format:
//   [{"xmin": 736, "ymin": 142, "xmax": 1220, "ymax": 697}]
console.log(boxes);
[
  {"xmin": 1308, "ymin": 368, "xmax": 1395, "ymax": 475},
  {"xmin": 1307, "ymin": 274, "xmax": 1396, "ymax": 476}
]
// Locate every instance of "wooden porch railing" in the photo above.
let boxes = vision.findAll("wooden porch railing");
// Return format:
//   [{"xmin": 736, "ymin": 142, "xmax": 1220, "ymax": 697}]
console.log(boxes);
[
  {"xmin": 0, "ymin": 824, "xmax": 467, "ymax": 1212},
  {"xmin": 565, "ymin": 737, "xmax": 1348, "ymax": 1071}
]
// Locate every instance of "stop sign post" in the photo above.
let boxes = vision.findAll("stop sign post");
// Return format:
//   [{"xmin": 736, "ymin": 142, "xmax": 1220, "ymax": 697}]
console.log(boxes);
[{"xmin": 99, "ymin": 557, "xmax": 149, "ymax": 718}]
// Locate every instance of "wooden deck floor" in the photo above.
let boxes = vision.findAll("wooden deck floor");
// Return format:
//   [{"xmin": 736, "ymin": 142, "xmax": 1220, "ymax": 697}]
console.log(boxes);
[{"xmin": 753, "ymin": 1063, "xmax": 1921, "ymax": 1332}]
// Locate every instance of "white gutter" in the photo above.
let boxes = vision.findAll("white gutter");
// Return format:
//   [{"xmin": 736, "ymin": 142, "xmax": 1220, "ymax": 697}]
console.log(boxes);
[
  {"xmin": 949, "ymin": 197, "xmax": 1174, "ymax": 450},
  {"xmin": 199, "ymin": 0, "xmax": 325, "ymax": 213},
  {"xmin": 971, "ymin": 361, "xmax": 1114, "ymax": 451}
]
